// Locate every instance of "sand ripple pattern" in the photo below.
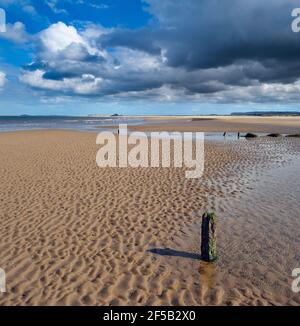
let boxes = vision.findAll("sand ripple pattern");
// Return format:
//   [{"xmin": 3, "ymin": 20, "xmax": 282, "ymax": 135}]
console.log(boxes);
[{"xmin": 0, "ymin": 130, "xmax": 299, "ymax": 305}]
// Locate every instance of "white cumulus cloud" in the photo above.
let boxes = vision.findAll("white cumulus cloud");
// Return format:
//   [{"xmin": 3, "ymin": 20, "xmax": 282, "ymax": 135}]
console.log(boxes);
[
  {"xmin": 20, "ymin": 69, "xmax": 103, "ymax": 95},
  {"xmin": 0, "ymin": 22, "xmax": 30, "ymax": 44},
  {"xmin": 39, "ymin": 22, "xmax": 85, "ymax": 53},
  {"xmin": 17, "ymin": 2, "xmax": 300, "ymax": 105}
]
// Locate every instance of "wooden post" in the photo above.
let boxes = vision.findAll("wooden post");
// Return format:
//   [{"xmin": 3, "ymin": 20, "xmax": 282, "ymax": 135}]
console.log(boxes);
[{"xmin": 201, "ymin": 212, "xmax": 217, "ymax": 262}]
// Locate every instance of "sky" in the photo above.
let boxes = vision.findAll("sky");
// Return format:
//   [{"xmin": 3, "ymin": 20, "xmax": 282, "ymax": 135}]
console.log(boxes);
[{"xmin": 1, "ymin": 0, "xmax": 300, "ymax": 115}]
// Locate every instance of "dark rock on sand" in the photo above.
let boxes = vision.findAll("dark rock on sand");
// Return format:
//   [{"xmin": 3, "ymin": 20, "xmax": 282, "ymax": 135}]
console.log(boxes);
[
  {"xmin": 286, "ymin": 134, "xmax": 300, "ymax": 138},
  {"xmin": 245, "ymin": 133, "xmax": 258, "ymax": 138},
  {"xmin": 267, "ymin": 133, "xmax": 282, "ymax": 137}
]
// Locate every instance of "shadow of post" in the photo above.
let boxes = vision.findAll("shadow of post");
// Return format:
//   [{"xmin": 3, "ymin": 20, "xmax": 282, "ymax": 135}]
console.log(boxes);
[{"xmin": 147, "ymin": 248, "xmax": 202, "ymax": 260}]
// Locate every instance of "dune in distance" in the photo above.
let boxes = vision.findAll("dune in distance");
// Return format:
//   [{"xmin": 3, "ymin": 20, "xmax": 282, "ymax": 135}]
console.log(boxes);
[{"xmin": 0, "ymin": 116, "xmax": 300, "ymax": 306}]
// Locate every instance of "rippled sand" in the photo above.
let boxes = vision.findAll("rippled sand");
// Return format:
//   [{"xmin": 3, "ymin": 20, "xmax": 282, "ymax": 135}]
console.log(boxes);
[{"xmin": 0, "ymin": 130, "xmax": 299, "ymax": 306}]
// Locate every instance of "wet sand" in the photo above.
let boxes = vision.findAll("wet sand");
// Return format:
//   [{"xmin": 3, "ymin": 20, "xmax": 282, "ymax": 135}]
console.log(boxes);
[
  {"xmin": 99, "ymin": 116, "xmax": 300, "ymax": 134},
  {"xmin": 0, "ymin": 130, "xmax": 299, "ymax": 305}
]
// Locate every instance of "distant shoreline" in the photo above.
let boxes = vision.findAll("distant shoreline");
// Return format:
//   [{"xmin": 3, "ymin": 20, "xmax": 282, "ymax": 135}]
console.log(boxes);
[
  {"xmin": 1, "ymin": 111, "xmax": 300, "ymax": 119},
  {"xmin": 1, "ymin": 115, "xmax": 300, "ymax": 134},
  {"xmin": 96, "ymin": 116, "xmax": 300, "ymax": 134}
]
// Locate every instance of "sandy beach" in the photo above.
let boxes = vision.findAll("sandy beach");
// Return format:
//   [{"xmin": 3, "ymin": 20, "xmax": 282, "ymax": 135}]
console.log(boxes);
[{"xmin": 0, "ymin": 126, "xmax": 299, "ymax": 306}]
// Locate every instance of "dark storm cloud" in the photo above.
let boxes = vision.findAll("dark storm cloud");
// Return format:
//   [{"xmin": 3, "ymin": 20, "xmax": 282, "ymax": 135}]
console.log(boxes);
[
  {"xmin": 18, "ymin": 0, "xmax": 300, "ymax": 103},
  {"xmin": 100, "ymin": 28, "xmax": 161, "ymax": 56},
  {"xmin": 103, "ymin": 0, "xmax": 300, "ymax": 80},
  {"xmin": 146, "ymin": 0, "xmax": 300, "ymax": 68}
]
